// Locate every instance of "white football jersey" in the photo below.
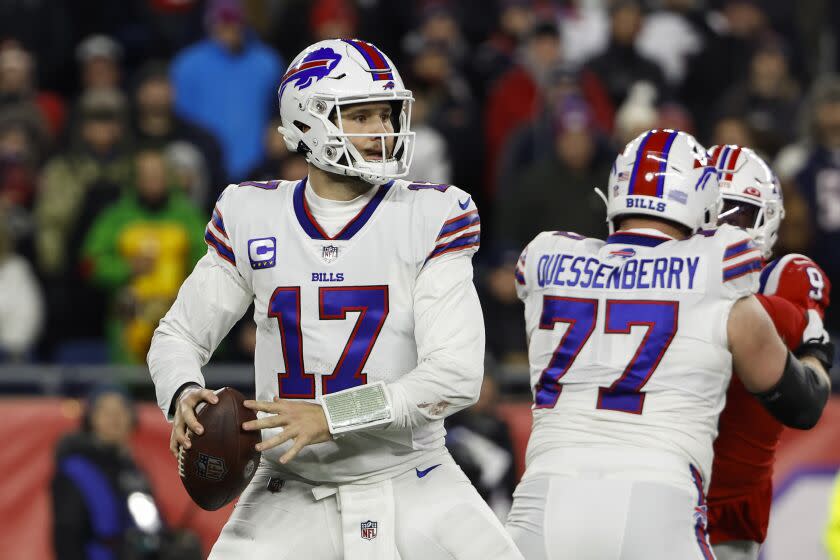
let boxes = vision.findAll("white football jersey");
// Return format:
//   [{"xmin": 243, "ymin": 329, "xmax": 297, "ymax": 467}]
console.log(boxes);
[
  {"xmin": 515, "ymin": 224, "xmax": 761, "ymax": 489},
  {"xmin": 149, "ymin": 178, "xmax": 483, "ymax": 484}
]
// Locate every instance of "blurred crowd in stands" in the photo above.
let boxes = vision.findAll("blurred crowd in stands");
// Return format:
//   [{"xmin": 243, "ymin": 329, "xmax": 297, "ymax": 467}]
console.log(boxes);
[{"xmin": 0, "ymin": 0, "xmax": 838, "ymax": 371}]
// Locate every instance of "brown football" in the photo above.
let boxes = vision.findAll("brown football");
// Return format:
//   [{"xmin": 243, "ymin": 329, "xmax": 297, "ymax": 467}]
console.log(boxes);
[{"xmin": 178, "ymin": 387, "xmax": 261, "ymax": 511}]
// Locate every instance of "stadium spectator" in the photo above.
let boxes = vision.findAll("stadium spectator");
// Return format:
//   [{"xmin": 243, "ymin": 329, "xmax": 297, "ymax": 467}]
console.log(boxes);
[
  {"xmin": 711, "ymin": 114, "xmax": 756, "ymax": 149},
  {"xmin": 51, "ymin": 382, "xmax": 202, "ymax": 560},
  {"xmin": 310, "ymin": 0, "xmax": 358, "ymax": 42},
  {"xmin": 471, "ymin": 0, "xmax": 536, "ymax": 99},
  {"xmin": 35, "ymin": 89, "xmax": 133, "ymax": 278},
  {"xmin": 716, "ymin": 36, "xmax": 801, "ymax": 157},
  {"xmin": 131, "ymin": 61, "xmax": 225, "ymax": 208},
  {"xmin": 76, "ymin": 35, "xmax": 124, "ymax": 93},
  {"xmin": 246, "ymin": 118, "xmax": 308, "ymax": 182},
  {"xmin": 170, "ymin": 0, "xmax": 284, "ymax": 182},
  {"xmin": 497, "ymin": 96, "xmax": 609, "ymax": 250},
  {"xmin": 406, "ymin": 39, "xmax": 480, "ymax": 195},
  {"xmin": 80, "ymin": 149, "xmax": 205, "ymax": 363},
  {"xmin": 0, "ymin": 42, "xmax": 64, "ymax": 140},
  {"xmin": 791, "ymin": 75, "xmax": 840, "ymax": 331},
  {"xmin": 164, "ymin": 141, "xmax": 212, "ymax": 209},
  {"xmin": 496, "ymin": 65, "xmax": 612, "ymax": 197},
  {"xmin": 407, "ymin": 86, "xmax": 452, "ymax": 184},
  {"xmin": 681, "ymin": 0, "xmax": 773, "ymax": 139},
  {"xmin": 585, "ymin": 0, "xmax": 667, "ymax": 110},
  {"xmin": 484, "ymin": 20, "xmax": 562, "ymax": 196},
  {"xmin": 0, "ymin": 114, "xmax": 43, "ymax": 254},
  {"xmin": 0, "ymin": 1, "xmax": 73, "ymax": 92}
]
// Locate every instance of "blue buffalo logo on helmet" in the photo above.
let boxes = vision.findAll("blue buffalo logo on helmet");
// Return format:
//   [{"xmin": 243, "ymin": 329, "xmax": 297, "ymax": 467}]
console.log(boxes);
[{"xmin": 278, "ymin": 47, "xmax": 342, "ymax": 97}]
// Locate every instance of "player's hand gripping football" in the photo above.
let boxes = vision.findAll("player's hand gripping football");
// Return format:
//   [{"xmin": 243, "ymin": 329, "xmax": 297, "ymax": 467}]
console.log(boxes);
[
  {"xmin": 242, "ymin": 398, "xmax": 332, "ymax": 464},
  {"xmin": 170, "ymin": 386, "xmax": 219, "ymax": 458}
]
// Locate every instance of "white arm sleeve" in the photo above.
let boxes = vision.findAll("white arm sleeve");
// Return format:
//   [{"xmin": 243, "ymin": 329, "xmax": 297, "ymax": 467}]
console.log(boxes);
[
  {"xmin": 387, "ymin": 254, "xmax": 485, "ymax": 429},
  {"xmin": 147, "ymin": 252, "xmax": 253, "ymax": 419}
]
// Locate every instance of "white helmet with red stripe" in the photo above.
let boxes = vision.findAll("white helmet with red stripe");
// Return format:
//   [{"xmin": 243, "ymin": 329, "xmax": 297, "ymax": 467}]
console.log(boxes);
[
  {"xmin": 277, "ymin": 39, "xmax": 415, "ymax": 185},
  {"xmin": 709, "ymin": 145, "xmax": 785, "ymax": 258},
  {"xmin": 605, "ymin": 129, "xmax": 720, "ymax": 233}
]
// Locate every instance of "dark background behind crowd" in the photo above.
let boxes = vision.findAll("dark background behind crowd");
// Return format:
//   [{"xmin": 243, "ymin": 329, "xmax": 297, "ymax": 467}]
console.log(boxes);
[{"xmin": 0, "ymin": 0, "xmax": 838, "ymax": 373}]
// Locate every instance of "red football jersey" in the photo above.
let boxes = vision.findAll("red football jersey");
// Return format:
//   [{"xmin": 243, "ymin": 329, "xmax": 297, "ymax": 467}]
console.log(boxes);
[{"xmin": 708, "ymin": 254, "xmax": 830, "ymax": 544}]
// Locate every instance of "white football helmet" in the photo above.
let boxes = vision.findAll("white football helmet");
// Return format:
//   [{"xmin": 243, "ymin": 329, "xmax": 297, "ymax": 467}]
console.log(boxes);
[
  {"xmin": 604, "ymin": 129, "xmax": 720, "ymax": 233},
  {"xmin": 709, "ymin": 145, "xmax": 785, "ymax": 258},
  {"xmin": 277, "ymin": 39, "xmax": 415, "ymax": 185}
]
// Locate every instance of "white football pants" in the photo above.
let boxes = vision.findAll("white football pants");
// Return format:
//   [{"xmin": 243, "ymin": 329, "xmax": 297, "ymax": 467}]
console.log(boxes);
[
  {"xmin": 208, "ymin": 454, "xmax": 523, "ymax": 560},
  {"xmin": 506, "ymin": 475, "xmax": 716, "ymax": 560}
]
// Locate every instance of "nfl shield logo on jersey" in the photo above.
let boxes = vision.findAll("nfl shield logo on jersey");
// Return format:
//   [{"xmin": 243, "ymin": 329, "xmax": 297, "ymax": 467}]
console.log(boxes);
[
  {"xmin": 360, "ymin": 520, "xmax": 377, "ymax": 540},
  {"xmin": 322, "ymin": 245, "xmax": 339, "ymax": 263}
]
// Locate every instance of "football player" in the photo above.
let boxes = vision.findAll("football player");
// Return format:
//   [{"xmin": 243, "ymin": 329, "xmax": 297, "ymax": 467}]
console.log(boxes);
[
  {"xmin": 147, "ymin": 39, "xmax": 522, "ymax": 560},
  {"xmin": 505, "ymin": 129, "xmax": 833, "ymax": 559},
  {"xmin": 707, "ymin": 144, "xmax": 832, "ymax": 560}
]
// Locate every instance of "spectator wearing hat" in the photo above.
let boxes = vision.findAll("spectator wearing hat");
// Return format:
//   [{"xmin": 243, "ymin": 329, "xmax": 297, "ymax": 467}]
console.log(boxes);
[
  {"xmin": 497, "ymin": 96, "xmax": 609, "ymax": 251},
  {"xmin": 170, "ymin": 0, "xmax": 283, "ymax": 183},
  {"xmin": 131, "ymin": 61, "xmax": 225, "ymax": 209},
  {"xmin": 76, "ymin": 35, "xmax": 124, "ymax": 93}
]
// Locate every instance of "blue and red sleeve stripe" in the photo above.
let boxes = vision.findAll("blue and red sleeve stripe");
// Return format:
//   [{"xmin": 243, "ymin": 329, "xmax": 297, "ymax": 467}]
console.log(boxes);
[
  {"xmin": 723, "ymin": 239, "xmax": 758, "ymax": 260},
  {"xmin": 436, "ymin": 210, "xmax": 480, "ymax": 240},
  {"xmin": 722, "ymin": 257, "xmax": 762, "ymax": 282},
  {"xmin": 427, "ymin": 232, "xmax": 480, "ymax": 261},
  {"xmin": 211, "ymin": 206, "xmax": 227, "ymax": 237},
  {"xmin": 205, "ymin": 228, "xmax": 236, "ymax": 266}
]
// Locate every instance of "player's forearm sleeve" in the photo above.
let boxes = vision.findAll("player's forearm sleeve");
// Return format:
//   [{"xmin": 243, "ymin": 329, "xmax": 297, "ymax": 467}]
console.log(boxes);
[
  {"xmin": 387, "ymin": 256, "xmax": 484, "ymax": 429},
  {"xmin": 147, "ymin": 253, "xmax": 252, "ymax": 420},
  {"xmin": 752, "ymin": 351, "xmax": 830, "ymax": 430}
]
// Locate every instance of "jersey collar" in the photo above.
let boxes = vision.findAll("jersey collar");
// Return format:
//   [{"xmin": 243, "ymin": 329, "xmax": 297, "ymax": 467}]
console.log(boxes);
[
  {"xmin": 605, "ymin": 228, "xmax": 674, "ymax": 247},
  {"xmin": 293, "ymin": 177, "xmax": 393, "ymax": 240}
]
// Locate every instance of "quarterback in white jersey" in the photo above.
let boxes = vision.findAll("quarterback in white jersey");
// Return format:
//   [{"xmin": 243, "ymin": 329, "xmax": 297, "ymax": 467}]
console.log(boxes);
[
  {"xmin": 147, "ymin": 39, "xmax": 521, "ymax": 560},
  {"xmin": 505, "ymin": 129, "xmax": 832, "ymax": 560}
]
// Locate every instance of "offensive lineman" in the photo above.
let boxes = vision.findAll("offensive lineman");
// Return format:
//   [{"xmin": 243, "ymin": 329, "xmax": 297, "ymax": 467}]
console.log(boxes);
[
  {"xmin": 505, "ymin": 129, "xmax": 832, "ymax": 559},
  {"xmin": 147, "ymin": 39, "xmax": 522, "ymax": 560},
  {"xmin": 707, "ymin": 144, "xmax": 832, "ymax": 560}
]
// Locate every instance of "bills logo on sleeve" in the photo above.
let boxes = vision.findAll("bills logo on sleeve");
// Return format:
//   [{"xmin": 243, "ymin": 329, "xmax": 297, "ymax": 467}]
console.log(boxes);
[{"xmin": 248, "ymin": 237, "xmax": 276, "ymax": 269}]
